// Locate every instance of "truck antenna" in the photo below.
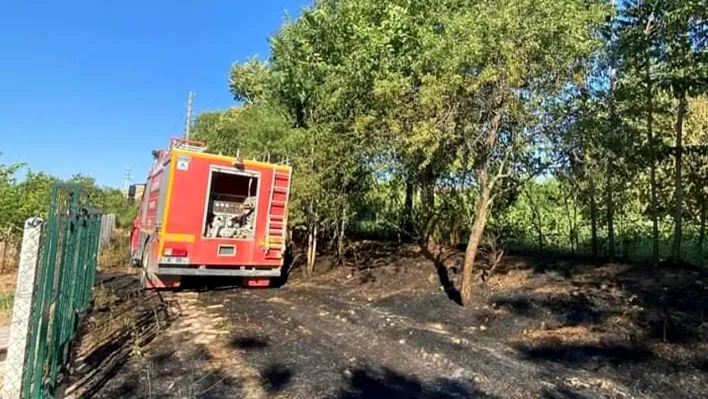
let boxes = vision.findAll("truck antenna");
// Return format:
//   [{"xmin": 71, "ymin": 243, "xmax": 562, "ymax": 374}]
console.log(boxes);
[{"xmin": 184, "ymin": 91, "xmax": 195, "ymax": 139}]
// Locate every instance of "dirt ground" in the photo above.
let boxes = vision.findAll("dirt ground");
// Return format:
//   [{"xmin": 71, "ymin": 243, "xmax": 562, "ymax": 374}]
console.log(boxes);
[{"xmin": 74, "ymin": 242, "xmax": 708, "ymax": 398}]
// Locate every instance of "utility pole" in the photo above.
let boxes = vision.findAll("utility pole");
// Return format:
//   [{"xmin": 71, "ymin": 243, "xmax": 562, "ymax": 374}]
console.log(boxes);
[
  {"xmin": 122, "ymin": 166, "xmax": 132, "ymax": 198},
  {"xmin": 185, "ymin": 91, "xmax": 195, "ymax": 139}
]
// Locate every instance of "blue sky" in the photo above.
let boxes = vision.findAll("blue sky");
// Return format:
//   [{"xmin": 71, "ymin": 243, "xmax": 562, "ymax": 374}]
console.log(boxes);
[{"xmin": 0, "ymin": 0, "xmax": 307, "ymax": 188}]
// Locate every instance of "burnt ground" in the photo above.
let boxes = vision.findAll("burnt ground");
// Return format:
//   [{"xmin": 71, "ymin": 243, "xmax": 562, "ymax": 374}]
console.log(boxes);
[{"xmin": 74, "ymin": 242, "xmax": 708, "ymax": 398}]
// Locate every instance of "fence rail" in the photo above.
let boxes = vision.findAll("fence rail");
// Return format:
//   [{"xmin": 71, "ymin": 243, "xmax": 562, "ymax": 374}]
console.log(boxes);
[{"xmin": 1, "ymin": 184, "xmax": 102, "ymax": 399}]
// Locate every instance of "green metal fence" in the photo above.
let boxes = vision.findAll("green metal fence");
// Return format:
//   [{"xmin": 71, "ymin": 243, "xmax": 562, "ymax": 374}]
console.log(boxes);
[{"xmin": 20, "ymin": 184, "xmax": 102, "ymax": 398}]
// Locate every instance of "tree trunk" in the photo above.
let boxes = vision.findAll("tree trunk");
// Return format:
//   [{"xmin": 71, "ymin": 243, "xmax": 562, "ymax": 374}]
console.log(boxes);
[
  {"xmin": 645, "ymin": 50, "xmax": 660, "ymax": 267},
  {"xmin": 699, "ymin": 195, "xmax": 706, "ymax": 265},
  {"xmin": 672, "ymin": 90, "xmax": 687, "ymax": 264},
  {"xmin": 461, "ymin": 186, "xmax": 491, "ymax": 307},
  {"xmin": 525, "ymin": 188, "xmax": 543, "ymax": 252},
  {"xmin": 306, "ymin": 224, "xmax": 314, "ymax": 275},
  {"xmin": 312, "ymin": 224, "xmax": 318, "ymax": 271},
  {"xmin": 421, "ymin": 163, "xmax": 435, "ymax": 210},
  {"xmin": 337, "ymin": 204, "xmax": 347, "ymax": 264},
  {"xmin": 461, "ymin": 106, "xmax": 502, "ymax": 307},
  {"xmin": 450, "ymin": 218, "xmax": 460, "ymax": 248},
  {"xmin": 606, "ymin": 162, "xmax": 615, "ymax": 262},
  {"xmin": 590, "ymin": 179, "xmax": 599, "ymax": 259},
  {"xmin": 533, "ymin": 202, "xmax": 543, "ymax": 253},
  {"xmin": 0, "ymin": 240, "xmax": 7, "ymax": 274},
  {"xmin": 307, "ymin": 222, "xmax": 319, "ymax": 275},
  {"xmin": 403, "ymin": 176, "xmax": 415, "ymax": 237},
  {"xmin": 563, "ymin": 191, "xmax": 575, "ymax": 255},
  {"xmin": 573, "ymin": 198, "xmax": 580, "ymax": 252},
  {"xmin": 622, "ymin": 216, "xmax": 630, "ymax": 261},
  {"xmin": 537, "ymin": 224, "xmax": 544, "ymax": 253},
  {"xmin": 606, "ymin": 38, "xmax": 618, "ymax": 262},
  {"xmin": 420, "ymin": 164, "xmax": 436, "ymax": 245}
]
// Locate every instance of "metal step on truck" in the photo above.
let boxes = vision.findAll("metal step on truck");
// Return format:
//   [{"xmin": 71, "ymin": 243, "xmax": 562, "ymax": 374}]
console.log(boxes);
[{"xmin": 130, "ymin": 138, "xmax": 292, "ymax": 289}]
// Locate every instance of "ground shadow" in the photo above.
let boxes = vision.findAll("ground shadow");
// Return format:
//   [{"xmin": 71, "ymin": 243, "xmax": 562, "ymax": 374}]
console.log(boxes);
[
  {"xmin": 343, "ymin": 241, "xmax": 422, "ymax": 272},
  {"xmin": 334, "ymin": 366, "xmax": 497, "ymax": 399},
  {"xmin": 616, "ymin": 263, "xmax": 708, "ymax": 344},
  {"xmin": 261, "ymin": 363, "xmax": 294, "ymax": 393},
  {"xmin": 541, "ymin": 387, "xmax": 593, "ymax": 399},
  {"xmin": 230, "ymin": 335, "xmax": 269, "ymax": 350},
  {"xmin": 485, "ymin": 257, "xmax": 708, "ymax": 398},
  {"xmin": 66, "ymin": 274, "xmax": 172, "ymax": 398},
  {"xmin": 495, "ymin": 255, "xmax": 708, "ymax": 343},
  {"xmin": 231, "ymin": 334, "xmax": 296, "ymax": 393},
  {"xmin": 516, "ymin": 343, "xmax": 654, "ymax": 368},
  {"xmin": 420, "ymin": 246, "xmax": 462, "ymax": 305},
  {"xmin": 491, "ymin": 292, "xmax": 606, "ymax": 327},
  {"xmin": 108, "ymin": 359, "xmax": 240, "ymax": 399}
]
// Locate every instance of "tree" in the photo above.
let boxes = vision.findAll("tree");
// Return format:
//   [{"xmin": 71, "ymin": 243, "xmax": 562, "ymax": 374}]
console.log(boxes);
[
  {"xmin": 685, "ymin": 96, "xmax": 708, "ymax": 263},
  {"xmin": 192, "ymin": 104, "xmax": 292, "ymax": 161},
  {"xmin": 616, "ymin": 0, "xmax": 663, "ymax": 266},
  {"xmin": 186, "ymin": 0, "xmax": 706, "ymax": 292},
  {"xmin": 652, "ymin": 0, "xmax": 707, "ymax": 263},
  {"xmin": 430, "ymin": 0, "xmax": 608, "ymax": 305},
  {"xmin": 0, "ymin": 158, "xmax": 24, "ymax": 228}
]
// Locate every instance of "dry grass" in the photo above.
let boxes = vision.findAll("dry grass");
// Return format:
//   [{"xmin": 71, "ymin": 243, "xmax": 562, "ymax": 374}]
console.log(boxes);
[
  {"xmin": 92, "ymin": 283, "xmax": 120, "ymax": 309},
  {"xmin": 0, "ymin": 239, "xmax": 20, "ymax": 273},
  {"xmin": 512, "ymin": 325, "xmax": 604, "ymax": 345},
  {"xmin": 532, "ymin": 282, "xmax": 573, "ymax": 295},
  {"xmin": 486, "ymin": 269, "xmax": 533, "ymax": 292},
  {"xmin": 0, "ymin": 271, "xmax": 17, "ymax": 326},
  {"xmin": 587, "ymin": 263, "xmax": 633, "ymax": 279},
  {"xmin": 564, "ymin": 376, "xmax": 624, "ymax": 394},
  {"xmin": 98, "ymin": 232, "xmax": 131, "ymax": 271}
]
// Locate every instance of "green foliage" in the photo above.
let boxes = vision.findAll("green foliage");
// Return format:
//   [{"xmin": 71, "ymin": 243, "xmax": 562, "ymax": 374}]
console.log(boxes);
[
  {"xmin": 498, "ymin": 177, "xmax": 707, "ymax": 265},
  {"xmin": 0, "ymin": 156, "xmax": 137, "ymax": 236},
  {"xmin": 192, "ymin": 102, "xmax": 295, "ymax": 161},
  {"xmin": 230, "ymin": 58, "xmax": 273, "ymax": 104},
  {"xmin": 0, "ymin": 158, "xmax": 25, "ymax": 229},
  {"xmin": 189, "ymin": 0, "xmax": 706, "ymax": 267}
]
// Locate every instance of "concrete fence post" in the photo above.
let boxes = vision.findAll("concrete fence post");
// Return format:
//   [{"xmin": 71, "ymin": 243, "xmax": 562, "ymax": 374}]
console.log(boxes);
[{"xmin": 1, "ymin": 218, "xmax": 43, "ymax": 399}]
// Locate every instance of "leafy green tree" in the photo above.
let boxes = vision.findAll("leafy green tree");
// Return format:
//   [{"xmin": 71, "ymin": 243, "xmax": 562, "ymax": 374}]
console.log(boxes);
[
  {"xmin": 0, "ymin": 158, "xmax": 24, "ymax": 229},
  {"xmin": 615, "ymin": 0, "xmax": 663, "ymax": 265},
  {"xmin": 421, "ymin": 0, "xmax": 608, "ymax": 305},
  {"xmin": 187, "ymin": 0, "xmax": 706, "ymax": 291}
]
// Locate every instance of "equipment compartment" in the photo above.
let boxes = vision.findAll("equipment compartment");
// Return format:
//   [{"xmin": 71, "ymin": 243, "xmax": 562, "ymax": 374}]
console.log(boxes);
[{"xmin": 203, "ymin": 168, "xmax": 259, "ymax": 239}]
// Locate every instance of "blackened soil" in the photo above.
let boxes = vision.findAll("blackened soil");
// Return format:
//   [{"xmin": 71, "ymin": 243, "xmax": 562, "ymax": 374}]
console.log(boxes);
[{"xmin": 83, "ymin": 243, "xmax": 708, "ymax": 398}]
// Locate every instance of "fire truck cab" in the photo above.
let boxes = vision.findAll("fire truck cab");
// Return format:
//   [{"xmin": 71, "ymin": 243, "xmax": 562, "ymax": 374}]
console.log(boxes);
[{"xmin": 130, "ymin": 138, "xmax": 292, "ymax": 289}]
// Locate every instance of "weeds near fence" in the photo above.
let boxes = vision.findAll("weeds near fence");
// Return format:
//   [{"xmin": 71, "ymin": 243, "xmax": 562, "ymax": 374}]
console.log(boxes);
[
  {"xmin": 98, "ymin": 231, "xmax": 131, "ymax": 272},
  {"xmin": 0, "ymin": 291, "xmax": 14, "ymax": 326},
  {"xmin": 0, "ymin": 225, "xmax": 22, "ymax": 273}
]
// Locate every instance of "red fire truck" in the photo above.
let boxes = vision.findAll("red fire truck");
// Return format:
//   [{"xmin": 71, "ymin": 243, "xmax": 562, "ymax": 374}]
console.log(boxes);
[{"xmin": 130, "ymin": 138, "xmax": 292, "ymax": 289}]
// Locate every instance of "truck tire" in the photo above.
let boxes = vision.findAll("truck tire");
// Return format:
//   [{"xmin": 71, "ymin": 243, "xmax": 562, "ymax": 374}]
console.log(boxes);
[
  {"xmin": 140, "ymin": 240, "xmax": 152, "ymax": 288},
  {"xmin": 129, "ymin": 230, "xmax": 140, "ymax": 266}
]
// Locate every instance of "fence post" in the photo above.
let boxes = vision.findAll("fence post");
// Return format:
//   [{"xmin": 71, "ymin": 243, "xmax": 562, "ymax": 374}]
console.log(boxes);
[
  {"xmin": 98, "ymin": 214, "xmax": 115, "ymax": 251},
  {"xmin": 1, "ymin": 218, "xmax": 43, "ymax": 399}
]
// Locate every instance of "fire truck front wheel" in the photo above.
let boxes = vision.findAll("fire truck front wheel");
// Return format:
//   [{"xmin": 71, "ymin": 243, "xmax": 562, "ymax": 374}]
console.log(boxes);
[
  {"xmin": 129, "ymin": 231, "xmax": 140, "ymax": 266},
  {"xmin": 139, "ymin": 249, "xmax": 148, "ymax": 287},
  {"xmin": 139, "ymin": 240, "xmax": 155, "ymax": 288}
]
